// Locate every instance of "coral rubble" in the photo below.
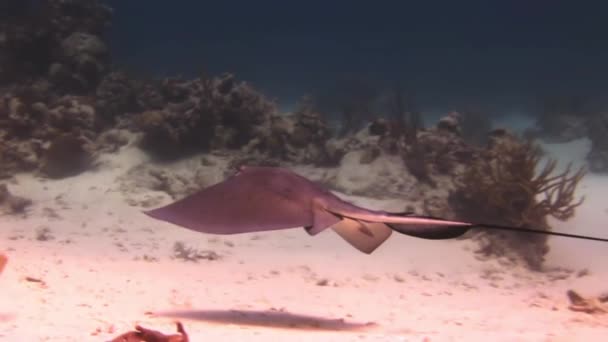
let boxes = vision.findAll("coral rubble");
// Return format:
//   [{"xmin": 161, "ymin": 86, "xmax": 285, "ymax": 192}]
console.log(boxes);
[
  {"xmin": 0, "ymin": 183, "xmax": 32, "ymax": 214},
  {"xmin": 109, "ymin": 321, "xmax": 189, "ymax": 342}
]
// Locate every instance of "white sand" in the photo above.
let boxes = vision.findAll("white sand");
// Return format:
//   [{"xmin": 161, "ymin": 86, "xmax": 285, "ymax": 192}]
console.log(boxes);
[{"xmin": 0, "ymin": 139, "xmax": 607, "ymax": 341}]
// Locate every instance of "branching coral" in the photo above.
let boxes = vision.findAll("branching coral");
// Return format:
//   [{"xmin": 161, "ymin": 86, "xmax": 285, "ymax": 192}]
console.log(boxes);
[
  {"xmin": 449, "ymin": 130, "xmax": 586, "ymax": 270},
  {"xmin": 528, "ymin": 159, "xmax": 586, "ymax": 221}
]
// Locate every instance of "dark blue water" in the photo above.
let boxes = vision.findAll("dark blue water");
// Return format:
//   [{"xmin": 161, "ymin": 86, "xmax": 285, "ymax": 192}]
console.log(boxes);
[{"xmin": 104, "ymin": 0, "xmax": 608, "ymax": 114}]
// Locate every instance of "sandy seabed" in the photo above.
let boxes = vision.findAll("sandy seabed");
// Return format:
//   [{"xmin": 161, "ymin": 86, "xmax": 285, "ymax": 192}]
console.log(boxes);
[{"xmin": 0, "ymin": 139, "xmax": 607, "ymax": 342}]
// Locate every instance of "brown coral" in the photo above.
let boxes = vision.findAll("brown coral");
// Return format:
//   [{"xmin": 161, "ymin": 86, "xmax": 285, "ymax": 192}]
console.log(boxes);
[
  {"xmin": 449, "ymin": 130, "xmax": 585, "ymax": 270},
  {"xmin": 135, "ymin": 73, "xmax": 277, "ymax": 160},
  {"xmin": 40, "ymin": 133, "xmax": 95, "ymax": 178},
  {"xmin": 0, "ymin": 0, "xmax": 112, "ymax": 91}
]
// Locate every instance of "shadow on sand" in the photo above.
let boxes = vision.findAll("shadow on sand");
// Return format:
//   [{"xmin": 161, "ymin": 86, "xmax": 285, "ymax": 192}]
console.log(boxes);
[{"xmin": 154, "ymin": 308, "xmax": 378, "ymax": 331}]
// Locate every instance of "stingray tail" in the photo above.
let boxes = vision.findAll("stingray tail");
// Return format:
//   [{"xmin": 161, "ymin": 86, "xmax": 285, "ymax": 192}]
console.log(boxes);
[
  {"xmin": 471, "ymin": 223, "xmax": 608, "ymax": 242},
  {"xmin": 387, "ymin": 216, "xmax": 608, "ymax": 243}
]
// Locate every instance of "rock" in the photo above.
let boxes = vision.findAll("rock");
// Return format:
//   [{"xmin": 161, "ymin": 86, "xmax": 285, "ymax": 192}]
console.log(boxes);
[
  {"xmin": 0, "ymin": 183, "xmax": 32, "ymax": 214},
  {"xmin": 95, "ymin": 129, "xmax": 131, "ymax": 153},
  {"xmin": 95, "ymin": 71, "xmax": 138, "ymax": 123},
  {"xmin": 0, "ymin": 0, "xmax": 112, "ymax": 90},
  {"xmin": 134, "ymin": 74, "xmax": 277, "ymax": 159},
  {"xmin": 61, "ymin": 32, "xmax": 107, "ymax": 59},
  {"xmin": 359, "ymin": 147, "xmax": 380, "ymax": 164},
  {"xmin": 40, "ymin": 133, "xmax": 94, "ymax": 178},
  {"xmin": 436, "ymin": 111, "xmax": 461, "ymax": 134},
  {"xmin": 368, "ymin": 118, "xmax": 390, "ymax": 136}
]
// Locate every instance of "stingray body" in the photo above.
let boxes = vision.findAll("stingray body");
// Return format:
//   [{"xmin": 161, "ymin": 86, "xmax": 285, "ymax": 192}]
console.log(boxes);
[{"xmin": 144, "ymin": 166, "xmax": 608, "ymax": 254}]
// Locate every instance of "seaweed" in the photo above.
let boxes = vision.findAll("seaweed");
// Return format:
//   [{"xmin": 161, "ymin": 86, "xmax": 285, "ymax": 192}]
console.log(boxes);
[{"xmin": 449, "ymin": 130, "xmax": 586, "ymax": 270}]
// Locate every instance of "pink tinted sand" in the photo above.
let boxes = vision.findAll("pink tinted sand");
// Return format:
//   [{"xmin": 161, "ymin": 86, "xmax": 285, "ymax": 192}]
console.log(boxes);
[{"xmin": 0, "ymin": 141, "xmax": 607, "ymax": 341}]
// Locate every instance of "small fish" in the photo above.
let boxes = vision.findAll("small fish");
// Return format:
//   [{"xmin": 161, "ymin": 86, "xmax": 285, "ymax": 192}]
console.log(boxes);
[{"xmin": 145, "ymin": 166, "xmax": 608, "ymax": 254}]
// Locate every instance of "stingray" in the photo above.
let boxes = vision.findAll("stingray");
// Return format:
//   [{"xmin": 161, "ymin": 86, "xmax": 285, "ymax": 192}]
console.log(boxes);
[{"xmin": 144, "ymin": 166, "xmax": 608, "ymax": 254}]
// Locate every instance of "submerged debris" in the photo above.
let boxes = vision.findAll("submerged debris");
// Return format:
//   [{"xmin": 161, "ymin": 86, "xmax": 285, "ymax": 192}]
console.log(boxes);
[
  {"xmin": 108, "ymin": 321, "xmax": 189, "ymax": 342},
  {"xmin": 567, "ymin": 289, "xmax": 608, "ymax": 314}
]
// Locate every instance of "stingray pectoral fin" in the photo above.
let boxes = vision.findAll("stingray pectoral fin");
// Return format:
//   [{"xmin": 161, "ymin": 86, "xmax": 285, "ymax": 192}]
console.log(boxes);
[
  {"xmin": 305, "ymin": 206, "xmax": 342, "ymax": 236},
  {"xmin": 331, "ymin": 218, "xmax": 393, "ymax": 254},
  {"xmin": 386, "ymin": 222, "xmax": 472, "ymax": 240}
]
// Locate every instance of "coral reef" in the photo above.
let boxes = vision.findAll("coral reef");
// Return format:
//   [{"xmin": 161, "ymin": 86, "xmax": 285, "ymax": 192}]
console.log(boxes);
[
  {"xmin": 448, "ymin": 130, "xmax": 586, "ymax": 270},
  {"xmin": 129, "ymin": 75, "xmax": 334, "ymax": 165},
  {"xmin": 0, "ymin": 0, "xmax": 112, "ymax": 92},
  {"xmin": 0, "ymin": 0, "xmax": 591, "ymax": 272},
  {"xmin": 94, "ymin": 71, "xmax": 139, "ymax": 125},
  {"xmin": 0, "ymin": 92, "xmax": 105, "ymax": 178},
  {"xmin": 0, "ymin": 0, "xmax": 114, "ymax": 179},
  {"xmin": 231, "ymin": 95, "xmax": 333, "ymax": 165},
  {"xmin": 320, "ymin": 113, "xmax": 472, "ymax": 218},
  {"xmin": 402, "ymin": 111, "xmax": 475, "ymax": 186},
  {"xmin": 134, "ymin": 73, "xmax": 276, "ymax": 159}
]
